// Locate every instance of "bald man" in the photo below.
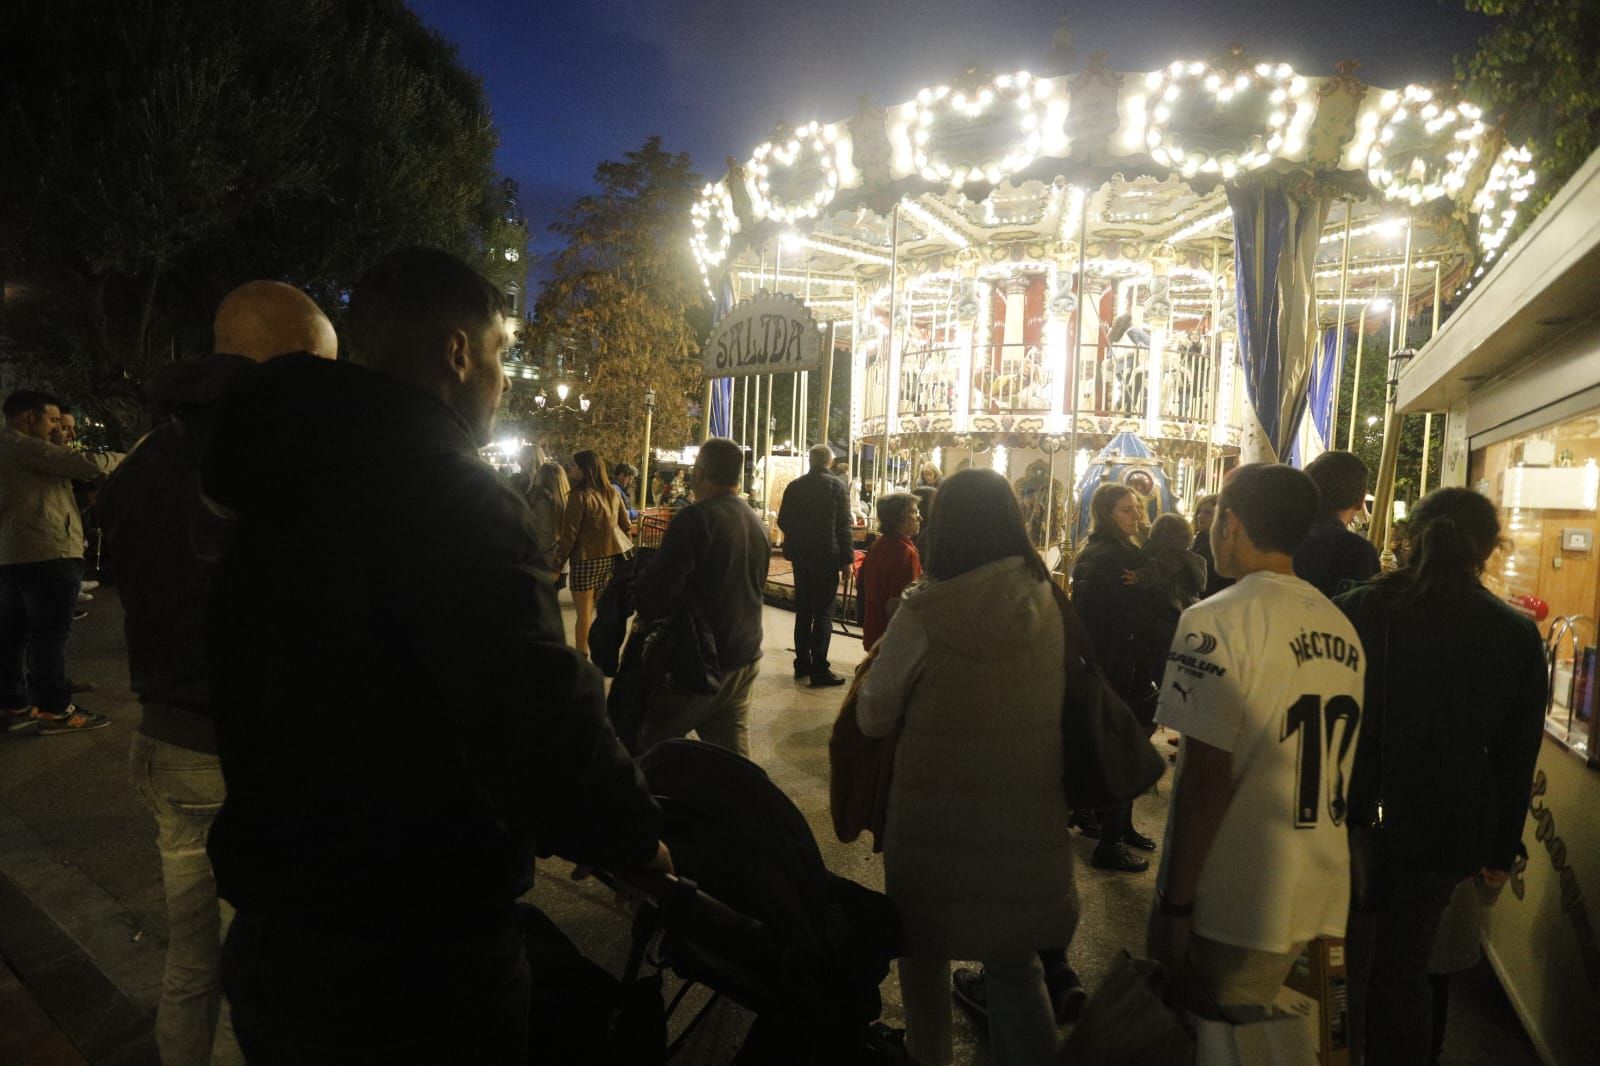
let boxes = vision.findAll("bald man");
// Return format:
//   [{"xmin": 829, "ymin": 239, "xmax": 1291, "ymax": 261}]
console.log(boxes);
[{"xmin": 97, "ymin": 280, "xmax": 333, "ymax": 1066}]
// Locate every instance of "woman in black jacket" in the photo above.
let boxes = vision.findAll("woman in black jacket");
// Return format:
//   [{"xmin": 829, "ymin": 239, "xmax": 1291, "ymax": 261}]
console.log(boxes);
[
  {"xmin": 1334, "ymin": 488, "xmax": 1546, "ymax": 1066},
  {"xmin": 1069, "ymin": 482, "xmax": 1167, "ymax": 872}
]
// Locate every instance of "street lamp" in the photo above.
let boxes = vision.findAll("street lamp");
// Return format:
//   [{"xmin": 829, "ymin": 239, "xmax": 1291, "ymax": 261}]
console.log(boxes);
[{"xmin": 638, "ymin": 390, "xmax": 656, "ymax": 509}]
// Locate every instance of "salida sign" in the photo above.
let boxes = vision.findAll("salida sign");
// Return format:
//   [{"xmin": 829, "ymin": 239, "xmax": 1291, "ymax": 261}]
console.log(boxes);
[{"xmin": 704, "ymin": 292, "xmax": 821, "ymax": 379}]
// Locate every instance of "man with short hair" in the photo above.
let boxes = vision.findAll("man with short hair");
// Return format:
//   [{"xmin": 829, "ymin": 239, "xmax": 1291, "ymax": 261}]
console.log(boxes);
[
  {"xmin": 99, "ymin": 279, "xmax": 337, "ymax": 1065},
  {"xmin": 778, "ymin": 442, "xmax": 854, "ymax": 687},
  {"xmin": 1149, "ymin": 464, "xmax": 1365, "ymax": 1020},
  {"xmin": 634, "ymin": 437, "xmax": 769, "ymax": 755},
  {"xmin": 0, "ymin": 390, "xmax": 120, "ymax": 735},
  {"xmin": 1295, "ymin": 450, "xmax": 1381, "ymax": 599},
  {"xmin": 612, "ymin": 461, "xmax": 640, "ymax": 521},
  {"xmin": 203, "ymin": 248, "xmax": 669, "ymax": 1063}
]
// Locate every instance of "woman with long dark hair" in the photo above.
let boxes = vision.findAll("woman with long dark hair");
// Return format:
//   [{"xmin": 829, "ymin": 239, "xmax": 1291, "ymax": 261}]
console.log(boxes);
[
  {"xmin": 1334, "ymin": 488, "xmax": 1545, "ymax": 1066},
  {"xmin": 857, "ymin": 468, "xmax": 1076, "ymax": 1066},
  {"xmin": 1068, "ymin": 482, "xmax": 1165, "ymax": 871},
  {"xmin": 554, "ymin": 449, "xmax": 633, "ymax": 657}
]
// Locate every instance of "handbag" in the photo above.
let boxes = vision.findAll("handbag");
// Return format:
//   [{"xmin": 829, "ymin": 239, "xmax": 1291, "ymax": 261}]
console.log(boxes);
[
  {"xmin": 827, "ymin": 647, "xmax": 897, "ymax": 852},
  {"xmin": 1057, "ymin": 951, "xmax": 1193, "ymax": 1065},
  {"xmin": 1051, "ymin": 584, "xmax": 1168, "ymax": 810}
]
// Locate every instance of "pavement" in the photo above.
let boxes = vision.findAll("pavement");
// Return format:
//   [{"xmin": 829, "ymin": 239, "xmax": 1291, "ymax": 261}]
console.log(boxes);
[{"xmin": 0, "ymin": 587, "xmax": 1541, "ymax": 1065}]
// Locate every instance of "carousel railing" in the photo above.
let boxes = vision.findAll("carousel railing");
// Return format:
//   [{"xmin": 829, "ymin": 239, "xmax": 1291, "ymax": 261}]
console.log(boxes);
[{"xmin": 1088, "ymin": 339, "xmax": 1217, "ymax": 423}]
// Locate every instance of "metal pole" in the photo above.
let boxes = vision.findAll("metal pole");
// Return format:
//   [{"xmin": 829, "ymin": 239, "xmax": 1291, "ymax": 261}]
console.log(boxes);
[
  {"xmin": 818, "ymin": 320, "xmax": 836, "ymax": 449},
  {"xmin": 1203, "ymin": 237, "xmax": 1223, "ymax": 493},
  {"xmin": 1370, "ymin": 218, "xmax": 1415, "ymax": 550},
  {"xmin": 1420, "ymin": 262, "xmax": 1442, "ymax": 495},
  {"xmin": 1329, "ymin": 201, "xmax": 1353, "ymax": 453},
  {"xmin": 700, "ymin": 380, "xmax": 712, "ymax": 442},
  {"xmin": 639, "ymin": 392, "xmax": 655, "ymax": 510},
  {"xmin": 880, "ymin": 204, "xmax": 902, "ymax": 500},
  {"xmin": 1346, "ymin": 303, "xmax": 1368, "ymax": 451},
  {"xmin": 1064, "ymin": 186, "xmax": 1090, "ymax": 558}
]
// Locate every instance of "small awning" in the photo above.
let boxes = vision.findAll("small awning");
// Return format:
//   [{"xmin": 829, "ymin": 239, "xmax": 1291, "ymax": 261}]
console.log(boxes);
[{"xmin": 1398, "ymin": 146, "xmax": 1600, "ymax": 414}]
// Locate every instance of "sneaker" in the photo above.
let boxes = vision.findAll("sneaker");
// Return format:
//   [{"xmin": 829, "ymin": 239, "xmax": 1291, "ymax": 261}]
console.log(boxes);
[
  {"xmin": 1091, "ymin": 842, "xmax": 1150, "ymax": 873},
  {"xmin": 79, "ymin": 580, "xmax": 100, "ymax": 592},
  {"xmin": 2, "ymin": 708, "xmax": 40, "ymax": 737},
  {"xmin": 1067, "ymin": 809, "xmax": 1102, "ymax": 839},
  {"xmin": 1045, "ymin": 968, "xmax": 1088, "ymax": 1025},
  {"xmin": 77, "ymin": 591, "xmax": 94, "ymax": 603},
  {"xmin": 72, "ymin": 609, "xmax": 88, "ymax": 621},
  {"xmin": 30, "ymin": 705, "xmax": 111, "ymax": 734},
  {"xmin": 951, "ymin": 966, "xmax": 988, "ymax": 1018},
  {"xmin": 1122, "ymin": 827, "xmax": 1158, "ymax": 851},
  {"xmin": 809, "ymin": 670, "xmax": 847, "ymax": 688}
]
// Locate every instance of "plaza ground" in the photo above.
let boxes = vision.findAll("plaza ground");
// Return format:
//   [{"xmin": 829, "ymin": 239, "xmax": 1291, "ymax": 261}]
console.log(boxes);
[{"xmin": 0, "ymin": 590, "xmax": 1540, "ymax": 1064}]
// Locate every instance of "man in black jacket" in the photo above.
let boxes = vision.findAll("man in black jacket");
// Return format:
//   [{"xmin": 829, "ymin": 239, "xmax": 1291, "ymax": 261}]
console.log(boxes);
[
  {"xmin": 1294, "ymin": 450, "xmax": 1381, "ymax": 599},
  {"xmin": 99, "ymin": 280, "xmax": 336, "ymax": 1065},
  {"xmin": 203, "ymin": 248, "xmax": 669, "ymax": 1064},
  {"xmin": 635, "ymin": 437, "xmax": 769, "ymax": 755},
  {"xmin": 777, "ymin": 443, "xmax": 854, "ymax": 686}
]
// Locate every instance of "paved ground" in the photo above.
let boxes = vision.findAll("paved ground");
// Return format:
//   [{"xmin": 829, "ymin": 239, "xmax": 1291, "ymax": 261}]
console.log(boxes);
[{"xmin": 0, "ymin": 588, "xmax": 1541, "ymax": 1064}]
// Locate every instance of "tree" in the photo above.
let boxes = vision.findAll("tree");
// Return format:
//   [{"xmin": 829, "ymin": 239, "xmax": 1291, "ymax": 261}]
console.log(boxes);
[
  {"xmin": 0, "ymin": 0, "xmax": 521, "ymax": 443},
  {"xmin": 528, "ymin": 137, "xmax": 707, "ymax": 464},
  {"xmin": 1458, "ymin": 0, "xmax": 1600, "ymax": 239}
]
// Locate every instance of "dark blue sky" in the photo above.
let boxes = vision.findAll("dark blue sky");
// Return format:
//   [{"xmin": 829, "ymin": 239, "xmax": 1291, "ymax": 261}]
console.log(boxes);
[{"xmin": 408, "ymin": 0, "xmax": 1493, "ymax": 262}]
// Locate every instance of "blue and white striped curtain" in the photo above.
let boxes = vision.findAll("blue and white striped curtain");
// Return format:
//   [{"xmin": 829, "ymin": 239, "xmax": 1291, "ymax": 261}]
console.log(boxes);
[
  {"xmin": 1226, "ymin": 176, "xmax": 1334, "ymax": 462},
  {"xmin": 1290, "ymin": 327, "xmax": 1342, "ymax": 468},
  {"xmin": 709, "ymin": 277, "xmax": 734, "ymax": 437}
]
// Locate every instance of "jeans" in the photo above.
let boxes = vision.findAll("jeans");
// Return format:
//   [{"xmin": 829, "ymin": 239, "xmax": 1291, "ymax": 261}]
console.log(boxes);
[
  {"xmin": 791, "ymin": 563, "xmax": 840, "ymax": 676},
  {"xmin": 1346, "ymin": 870, "xmax": 1458, "ymax": 1066},
  {"xmin": 637, "ymin": 660, "xmax": 760, "ymax": 757},
  {"xmin": 0, "ymin": 558, "xmax": 83, "ymax": 713},
  {"xmin": 129, "ymin": 733, "xmax": 243, "ymax": 1065},
  {"xmin": 222, "ymin": 909, "xmax": 531, "ymax": 1065},
  {"xmin": 899, "ymin": 953, "xmax": 1058, "ymax": 1066}
]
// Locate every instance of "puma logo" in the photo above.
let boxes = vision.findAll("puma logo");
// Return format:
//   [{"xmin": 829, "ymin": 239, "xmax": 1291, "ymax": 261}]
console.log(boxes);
[{"xmin": 1172, "ymin": 681, "xmax": 1193, "ymax": 702}]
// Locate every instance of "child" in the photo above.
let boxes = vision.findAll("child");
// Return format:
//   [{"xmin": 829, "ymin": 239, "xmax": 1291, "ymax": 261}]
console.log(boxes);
[
  {"xmin": 858, "ymin": 492, "xmax": 922, "ymax": 649},
  {"xmin": 1122, "ymin": 512, "xmax": 1207, "ymax": 612}
]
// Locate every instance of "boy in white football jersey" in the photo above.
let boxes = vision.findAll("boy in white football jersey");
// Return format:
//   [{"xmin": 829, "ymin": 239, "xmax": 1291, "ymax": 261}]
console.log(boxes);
[{"xmin": 1148, "ymin": 464, "xmax": 1365, "ymax": 1015}]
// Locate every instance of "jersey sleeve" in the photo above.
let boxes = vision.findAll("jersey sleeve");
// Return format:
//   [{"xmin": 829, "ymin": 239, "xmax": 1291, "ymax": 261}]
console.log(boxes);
[{"xmin": 1154, "ymin": 608, "xmax": 1246, "ymax": 752}]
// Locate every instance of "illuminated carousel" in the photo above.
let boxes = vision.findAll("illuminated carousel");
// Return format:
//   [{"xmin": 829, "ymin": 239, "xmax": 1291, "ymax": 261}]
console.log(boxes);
[{"xmin": 691, "ymin": 48, "xmax": 1535, "ymax": 547}]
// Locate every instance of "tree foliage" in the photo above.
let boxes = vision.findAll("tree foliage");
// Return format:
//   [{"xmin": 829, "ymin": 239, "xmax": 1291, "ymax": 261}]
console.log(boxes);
[
  {"xmin": 0, "ymin": 0, "xmax": 521, "ymax": 443},
  {"xmin": 526, "ymin": 137, "xmax": 707, "ymax": 464},
  {"xmin": 1458, "ymin": 0, "xmax": 1600, "ymax": 237}
]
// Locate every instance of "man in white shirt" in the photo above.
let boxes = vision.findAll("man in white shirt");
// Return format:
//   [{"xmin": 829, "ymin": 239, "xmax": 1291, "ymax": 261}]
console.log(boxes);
[{"xmin": 1148, "ymin": 463, "xmax": 1365, "ymax": 1015}]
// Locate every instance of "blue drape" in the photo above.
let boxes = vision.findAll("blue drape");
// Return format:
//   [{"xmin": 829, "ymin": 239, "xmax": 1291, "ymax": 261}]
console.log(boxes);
[
  {"xmin": 709, "ymin": 278, "xmax": 734, "ymax": 437},
  {"xmin": 1289, "ymin": 327, "xmax": 1342, "ymax": 468},
  {"xmin": 1226, "ymin": 177, "xmax": 1333, "ymax": 461}
]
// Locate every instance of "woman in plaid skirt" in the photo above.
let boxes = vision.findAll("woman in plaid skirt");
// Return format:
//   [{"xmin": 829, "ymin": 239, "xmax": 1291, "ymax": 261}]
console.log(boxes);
[{"xmin": 554, "ymin": 450, "xmax": 633, "ymax": 657}]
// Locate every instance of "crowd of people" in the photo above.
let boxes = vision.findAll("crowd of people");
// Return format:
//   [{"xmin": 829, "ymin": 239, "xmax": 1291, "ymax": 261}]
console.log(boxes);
[{"xmin": 0, "ymin": 244, "xmax": 1549, "ymax": 1066}]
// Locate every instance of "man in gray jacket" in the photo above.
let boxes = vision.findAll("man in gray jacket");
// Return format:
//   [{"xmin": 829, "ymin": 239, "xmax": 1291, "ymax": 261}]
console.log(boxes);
[{"xmin": 0, "ymin": 390, "xmax": 120, "ymax": 734}]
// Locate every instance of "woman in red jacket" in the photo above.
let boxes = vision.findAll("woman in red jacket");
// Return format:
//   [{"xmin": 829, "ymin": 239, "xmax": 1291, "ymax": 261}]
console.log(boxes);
[{"xmin": 858, "ymin": 492, "xmax": 922, "ymax": 649}]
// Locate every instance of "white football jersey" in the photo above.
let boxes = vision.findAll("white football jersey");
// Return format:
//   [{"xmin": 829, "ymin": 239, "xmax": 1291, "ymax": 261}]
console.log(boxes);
[{"xmin": 1155, "ymin": 570, "xmax": 1365, "ymax": 953}]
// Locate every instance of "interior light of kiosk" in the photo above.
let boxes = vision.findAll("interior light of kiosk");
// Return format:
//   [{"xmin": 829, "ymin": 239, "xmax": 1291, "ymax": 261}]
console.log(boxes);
[{"xmin": 1586, "ymin": 460, "xmax": 1600, "ymax": 512}]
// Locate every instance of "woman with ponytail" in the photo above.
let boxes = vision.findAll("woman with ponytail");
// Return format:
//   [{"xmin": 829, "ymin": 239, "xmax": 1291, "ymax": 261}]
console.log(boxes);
[{"xmin": 1333, "ymin": 488, "xmax": 1546, "ymax": 1065}]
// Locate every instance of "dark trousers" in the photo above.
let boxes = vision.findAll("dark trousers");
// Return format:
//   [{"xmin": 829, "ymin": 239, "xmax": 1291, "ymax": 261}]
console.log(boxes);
[
  {"xmin": 1346, "ymin": 868, "xmax": 1458, "ymax": 1066},
  {"xmin": 1094, "ymin": 802, "xmax": 1132, "ymax": 860},
  {"xmin": 791, "ymin": 563, "xmax": 840, "ymax": 676},
  {"xmin": 0, "ymin": 558, "xmax": 83, "ymax": 713},
  {"xmin": 222, "ymin": 909, "xmax": 530, "ymax": 1065}
]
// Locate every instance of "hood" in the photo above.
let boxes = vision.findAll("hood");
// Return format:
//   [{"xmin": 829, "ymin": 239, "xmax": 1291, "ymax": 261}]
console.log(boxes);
[
  {"xmin": 202, "ymin": 354, "xmax": 476, "ymax": 524},
  {"xmin": 901, "ymin": 555, "xmax": 1051, "ymax": 658}
]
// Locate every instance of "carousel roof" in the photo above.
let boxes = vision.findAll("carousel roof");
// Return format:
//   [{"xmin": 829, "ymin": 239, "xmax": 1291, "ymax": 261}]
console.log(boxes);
[{"xmin": 691, "ymin": 49, "xmax": 1535, "ymax": 323}]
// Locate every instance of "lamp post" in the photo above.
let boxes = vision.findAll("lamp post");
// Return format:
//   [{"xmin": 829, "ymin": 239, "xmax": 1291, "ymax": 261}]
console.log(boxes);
[{"xmin": 639, "ymin": 389, "xmax": 655, "ymax": 510}]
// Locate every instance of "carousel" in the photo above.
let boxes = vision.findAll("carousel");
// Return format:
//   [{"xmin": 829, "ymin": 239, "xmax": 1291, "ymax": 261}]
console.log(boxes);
[{"xmin": 691, "ymin": 47, "xmax": 1535, "ymax": 556}]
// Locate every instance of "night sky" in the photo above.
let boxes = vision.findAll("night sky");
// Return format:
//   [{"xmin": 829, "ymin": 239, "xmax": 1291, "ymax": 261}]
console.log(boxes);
[{"xmin": 407, "ymin": 0, "xmax": 1494, "ymax": 263}]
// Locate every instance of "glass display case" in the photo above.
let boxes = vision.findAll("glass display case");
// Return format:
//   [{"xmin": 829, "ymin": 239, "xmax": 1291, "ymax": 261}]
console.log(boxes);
[{"xmin": 1472, "ymin": 408, "xmax": 1600, "ymax": 767}]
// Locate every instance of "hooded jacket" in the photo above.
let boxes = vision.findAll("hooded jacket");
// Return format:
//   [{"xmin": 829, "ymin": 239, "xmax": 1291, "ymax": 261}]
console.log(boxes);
[
  {"xmin": 200, "ymin": 355, "xmax": 661, "ymax": 925},
  {"xmin": 98, "ymin": 356, "xmax": 255, "ymax": 753},
  {"xmin": 857, "ymin": 556, "xmax": 1078, "ymax": 958}
]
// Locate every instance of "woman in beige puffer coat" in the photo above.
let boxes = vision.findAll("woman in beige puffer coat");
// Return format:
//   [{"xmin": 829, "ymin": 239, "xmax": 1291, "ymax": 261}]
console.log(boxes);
[{"xmin": 859, "ymin": 468, "xmax": 1077, "ymax": 1066}]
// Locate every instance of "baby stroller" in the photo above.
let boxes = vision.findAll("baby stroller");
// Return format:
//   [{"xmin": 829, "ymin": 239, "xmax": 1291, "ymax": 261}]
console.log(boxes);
[{"xmin": 591, "ymin": 739, "xmax": 906, "ymax": 1064}]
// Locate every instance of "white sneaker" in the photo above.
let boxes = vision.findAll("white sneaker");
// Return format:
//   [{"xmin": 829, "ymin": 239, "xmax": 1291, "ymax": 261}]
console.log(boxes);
[
  {"xmin": 80, "ymin": 580, "xmax": 101, "ymax": 592},
  {"xmin": 78, "ymin": 591, "xmax": 94, "ymax": 603}
]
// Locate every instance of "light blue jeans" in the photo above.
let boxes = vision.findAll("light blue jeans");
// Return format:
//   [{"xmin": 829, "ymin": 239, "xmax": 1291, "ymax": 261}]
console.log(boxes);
[{"xmin": 129, "ymin": 733, "xmax": 243, "ymax": 1065}]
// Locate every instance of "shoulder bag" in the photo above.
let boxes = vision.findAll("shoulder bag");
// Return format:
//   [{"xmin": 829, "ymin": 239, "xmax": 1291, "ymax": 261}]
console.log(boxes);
[{"xmin": 1051, "ymin": 584, "xmax": 1168, "ymax": 810}]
